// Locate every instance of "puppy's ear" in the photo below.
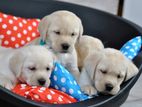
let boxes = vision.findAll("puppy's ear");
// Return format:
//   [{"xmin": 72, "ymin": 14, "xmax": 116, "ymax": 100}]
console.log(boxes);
[
  {"xmin": 9, "ymin": 51, "xmax": 25, "ymax": 78},
  {"xmin": 84, "ymin": 51, "xmax": 103, "ymax": 80},
  {"xmin": 38, "ymin": 16, "xmax": 50, "ymax": 42},
  {"xmin": 78, "ymin": 20, "xmax": 83, "ymax": 41},
  {"xmin": 124, "ymin": 59, "xmax": 138, "ymax": 81}
]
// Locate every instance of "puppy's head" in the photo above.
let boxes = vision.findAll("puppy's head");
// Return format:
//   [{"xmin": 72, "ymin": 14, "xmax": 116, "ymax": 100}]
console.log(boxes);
[
  {"xmin": 38, "ymin": 10, "xmax": 83, "ymax": 53},
  {"xmin": 85, "ymin": 48, "xmax": 138, "ymax": 95},
  {"xmin": 9, "ymin": 46, "xmax": 56, "ymax": 87}
]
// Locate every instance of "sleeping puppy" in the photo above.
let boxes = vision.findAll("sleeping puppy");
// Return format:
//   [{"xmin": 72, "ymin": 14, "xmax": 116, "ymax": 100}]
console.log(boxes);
[
  {"xmin": 30, "ymin": 10, "xmax": 83, "ymax": 81},
  {"xmin": 79, "ymin": 48, "xmax": 138, "ymax": 95},
  {"xmin": 0, "ymin": 46, "xmax": 55, "ymax": 90},
  {"xmin": 75, "ymin": 35, "xmax": 104, "ymax": 69}
]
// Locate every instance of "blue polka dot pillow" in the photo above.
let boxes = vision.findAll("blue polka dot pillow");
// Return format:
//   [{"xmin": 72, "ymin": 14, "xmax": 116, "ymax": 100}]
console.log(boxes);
[
  {"xmin": 120, "ymin": 36, "xmax": 142, "ymax": 60},
  {"xmin": 50, "ymin": 62, "xmax": 89, "ymax": 101}
]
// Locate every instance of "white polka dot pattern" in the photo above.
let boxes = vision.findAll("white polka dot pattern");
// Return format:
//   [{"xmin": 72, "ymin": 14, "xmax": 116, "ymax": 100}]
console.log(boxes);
[
  {"xmin": 58, "ymin": 97, "xmax": 63, "ymax": 102},
  {"xmin": 0, "ymin": 35, "xmax": 4, "ymax": 39},
  {"xmin": 0, "ymin": 18, "xmax": 2, "ymax": 22},
  {"xmin": 34, "ymin": 94, "xmax": 39, "ymax": 99},
  {"xmin": 61, "ymin": 77, "xmax": 66, "ymax": 83},
  {"xmin": 120, "ymin": 36, "xmax": 142, "ymax": 60},
  {"xmin": 32, "ymin": 86, "xmax": 37, "ymax": 88},
  {"xmin": 2, "ymin": 24, "xmax": 7, "ymax": 29},
  {"xmin": 47, "ymin": 94, "xmax": 52, "ymax": 100},
  {"xmin": 11, "ymin": 37, "xmax": 16, "ymax": 41},
  {"xmin": 69, "ymin": 88, "xmax": 74, "ymax": 94},
  {"xmin": 50, "ymin": 62, "xmax": 89, "ymax": 101},
  {"xmin": 40, "ymin": 87, "xmax": 46, "ymax": 91},
  {"xmin": 50, "ymin": 90, "xmax": 55, "ymax": 94},
  {"xmin": 25, "ymin": 91, "xmax": 30, "ymax": 95},
  {"xmin": 12, "ymin": 84, "xmax": 77, "ymax": 104},
  {"xmin": 4, "ymin": 40, "xmax": 9, "ymax": 45},
  {"xmin": 0, "ymin": 12, "xmax": 40, "ymax": 48},
  {"xmin": 13, "ymin": 26, "xmax": 18, "ymax": 31},
  {"xmin": 61, "ymin": 87, "xmax": 66, "ymax": 92}
]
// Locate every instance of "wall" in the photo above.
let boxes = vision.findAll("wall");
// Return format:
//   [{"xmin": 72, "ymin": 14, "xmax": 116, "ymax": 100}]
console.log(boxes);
[
  {"xmin": 57, "ymin": 0, "xmax": 119, "ymax": 15},
  {"xmin": 123, "ymin": 0, "xmax": 142, "ymax": 27}
]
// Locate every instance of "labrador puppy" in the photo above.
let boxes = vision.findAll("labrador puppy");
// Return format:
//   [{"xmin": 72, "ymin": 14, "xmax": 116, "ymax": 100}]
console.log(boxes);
[
  {"xmin": 79, "ymin": 48, "xmax": 138, "ymax": 95},
  {"xmin": 75, "ymin": 35, "xmax": 104, "ymax": 69},
  {"xmin": 30, "ymin": 10, "xmax": 83, "ymax": 81},
  {"xmin": 0, "ymin": 46, "xmax": 55, "ymax": 90}
]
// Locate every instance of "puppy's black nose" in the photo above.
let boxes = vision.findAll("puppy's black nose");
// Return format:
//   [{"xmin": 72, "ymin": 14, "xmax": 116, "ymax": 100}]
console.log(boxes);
[
  {"xmin": 38, "ymin": 78, "xmax": 46, "ymax": 86},
  {"xmin": 61, "ymin": 43, "xmax": 70, "ymax": 50},
  {"xmin": 105, "ymin": 83, "xmax": 113, "ymax": 91}
]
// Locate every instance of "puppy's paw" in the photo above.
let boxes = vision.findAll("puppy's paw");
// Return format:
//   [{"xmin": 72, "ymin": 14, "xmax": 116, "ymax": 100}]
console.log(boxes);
[
  {"xmin": 0, "ymin": 80, "xmax": 15, "ymax": 90},
  {"xmin": 69, "ymin": 68, "xmax": 80, "ymax": 83},
  {"xmin": 81, "ymin": 85, "xmax": 97, "ymax": 96},
  {"xmin": 4, "ymin": 82, "xmax": 15, "ymax": 90}
]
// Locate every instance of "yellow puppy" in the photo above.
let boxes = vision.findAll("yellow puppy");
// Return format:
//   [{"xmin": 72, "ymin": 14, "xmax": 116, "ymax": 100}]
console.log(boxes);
[
  {"xmin": 28, "ymin": 10, "xmax": 83, "ymax": 82},
  {"xmin": 75, "ymin": 35, "xmax": 104, "ymax": 69},
  {"xmin": 79, "ymin": 48, "xmax": 138, "ymax": 95}
]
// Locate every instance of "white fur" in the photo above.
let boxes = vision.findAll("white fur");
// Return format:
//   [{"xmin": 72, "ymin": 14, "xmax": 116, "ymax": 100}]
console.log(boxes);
[
  {"xmin": 75, "ymin": 35, "xmax": 104, "ymax": 69},
  {"xmin": 30, "ymin": 10, "xmax": 83, "ymax": 81},
  {"xmin": 79, "ymin": 48, "xmax": 138, "ymax": 95},
  {"xmin": 0, "ymin": 46, "xmax": 55, "ymax": 90}
]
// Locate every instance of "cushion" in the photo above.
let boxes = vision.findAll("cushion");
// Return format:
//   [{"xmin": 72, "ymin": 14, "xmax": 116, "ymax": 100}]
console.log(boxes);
[
  {"xmin": 12, "ymin": 62, "xmax": 89, "ymax": 104},
  {"xmin": 120, "ymin": 36, "xmax": 142, "ymax": 60},
  {"xmin": 0, "ymin": 12, "xmax": 40, "ymax": 48},
  {"xmin": 50, "ymin": 62, "xmax": 89, "ymax": 101},
  {"xmin": 12, "ymin": 84, "xmax": 77, "ymax": 104}
]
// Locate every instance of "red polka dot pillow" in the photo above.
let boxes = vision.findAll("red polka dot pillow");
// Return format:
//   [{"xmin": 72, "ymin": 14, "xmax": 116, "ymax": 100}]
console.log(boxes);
[
  {"xmin": 0, "ymin": 12, "xmax": 40, "ymax": 48},
  {"xmin": 12, "ymin": 84, "xmax": 77, "ymax": 104}
]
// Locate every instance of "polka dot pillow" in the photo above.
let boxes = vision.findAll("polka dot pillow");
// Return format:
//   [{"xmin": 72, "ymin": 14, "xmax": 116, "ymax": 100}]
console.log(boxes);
[
  {"xmin": 50, "ymin": 62, "xmax": 89, "ymax": 101},
  {"xmin": 12, "ymin": 84, "xmax": 77, "ymax": 104},
  {"xmin": 120, "ymin": 36, "xmax": 142, "ymax": 60},
  {"xmin": 0, "ymin": 12, "xmax": 40, "ymax": 48}
]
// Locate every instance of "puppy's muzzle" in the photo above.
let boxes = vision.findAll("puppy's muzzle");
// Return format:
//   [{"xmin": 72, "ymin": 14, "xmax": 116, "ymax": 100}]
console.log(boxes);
[
  {"xmin": 61, "ymin": 43, "xmax": 70, "ymax": 51},
  {"xmin": 105, "ymin": 83, "xmax": 113, "ymax": 91},
  {"xmin": 38, "ymin": 78, "xmax": 46, "ymax": 86}
]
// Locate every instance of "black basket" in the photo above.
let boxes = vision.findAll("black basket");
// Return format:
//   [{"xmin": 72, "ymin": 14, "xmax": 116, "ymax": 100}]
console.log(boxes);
[{"xmin": 0, "ymin": 0, "xmax": 142, "ymax": 107}]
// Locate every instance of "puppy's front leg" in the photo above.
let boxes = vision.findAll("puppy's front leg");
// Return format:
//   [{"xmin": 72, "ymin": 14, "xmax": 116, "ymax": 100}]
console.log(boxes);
[
  {"xmin": 66, "ymin": 63, "xmax": 80, "ymax": 83},
  {"xmin": 81, "ymin": 85, "xmax": 97, "ymax": 96},
  {"xmin": 79, "ymin": 68, "xmax": 97, "ymax": 96},
  {"xmin": 65, "ymin": 49, "xmax": 80, "ymax": 82},
  {"xmin": 0, "ymin": 75, "xmax": 16, "ymax": 90}
]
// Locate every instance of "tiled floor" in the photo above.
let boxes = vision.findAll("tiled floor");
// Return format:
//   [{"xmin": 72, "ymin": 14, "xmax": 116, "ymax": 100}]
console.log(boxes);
[
  {"xmin": 121, "ymin": 74, "xmax": 142, "ymax": 107},
  {"xmin": 56, "ymin": 0, "xmax": 142, "ymax": 106}
]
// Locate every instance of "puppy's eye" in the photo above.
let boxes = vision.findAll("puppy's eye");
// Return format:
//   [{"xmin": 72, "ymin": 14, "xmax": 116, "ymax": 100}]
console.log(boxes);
[
  {"xmin": 117, "ymin": 75, "xmax": 122, "ymax": 79},
  {"xmin": 71, "ymin": 33, "xmax": 75, "ymax": 36},
  {"xmin": 100, "ymin": 70, "xmax": 107, "ymax": 74},
  {"xmin": 29, "ymin": 67, "xmax": 36, "ymax": 71},
  {"xmin": 54, "ymin": 31, "xmax": 60, "ymax": 35},
  {"xmin": 46, "ymin": 67, "xmax": 50, "ymax": 71}
]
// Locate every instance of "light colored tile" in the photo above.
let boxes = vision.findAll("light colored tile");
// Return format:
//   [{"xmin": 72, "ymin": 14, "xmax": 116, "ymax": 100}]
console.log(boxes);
[
  {"xmin": 121, "ymin": 99, "xmax": 142, "ymax": 107},
  {"xmin": 127, "ymin": 75, "xmax": 142, "ymax": 100},
  {"xmin": 122, "ymin": 75, "xmax": 142, "ymax": 106}
]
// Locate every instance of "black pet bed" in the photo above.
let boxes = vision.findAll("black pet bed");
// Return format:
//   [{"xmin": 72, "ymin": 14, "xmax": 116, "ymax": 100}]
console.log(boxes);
[{"xmin": 0, "ymin": 0, "xmax": 142, "ymax": 107}]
